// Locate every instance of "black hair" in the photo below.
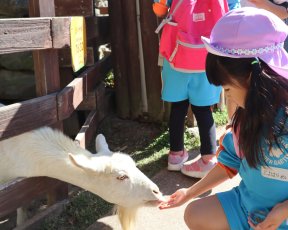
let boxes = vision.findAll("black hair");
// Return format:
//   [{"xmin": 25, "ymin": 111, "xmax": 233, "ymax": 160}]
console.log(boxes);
[{"xmin": 206, "ymin": 53, "xmax": 288, "ymax": 168}]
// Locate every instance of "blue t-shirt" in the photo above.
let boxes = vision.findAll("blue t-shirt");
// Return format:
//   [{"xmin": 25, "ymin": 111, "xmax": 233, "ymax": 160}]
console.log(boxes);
[
  {"xmin": 227, "ymin": 0, "xmax": 241, "ymax": 10},
  {"xmin": 228, "ymin": 0, "xmax": 240, "ymax": 4},
  {"xmin": 218, "ymin": 109, "xmax": 288, "ymax": 228}
]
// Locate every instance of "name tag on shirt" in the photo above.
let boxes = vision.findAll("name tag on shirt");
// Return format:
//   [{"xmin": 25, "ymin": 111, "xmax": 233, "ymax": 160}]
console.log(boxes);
[
  {"xmin": 193, "ymin": 13, "xmax": 205, "ymax": 22},
  {"xmin": 261, "ymin": 166, "xmax": 288, "ymax": 182}
]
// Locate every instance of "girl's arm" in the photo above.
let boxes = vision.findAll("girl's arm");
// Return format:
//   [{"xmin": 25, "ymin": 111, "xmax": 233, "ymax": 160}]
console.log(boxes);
[
  {"xmin": 249, "ymin": 200, "xmax": 288, "ymax": 229},
  {"xmin": 186, "ymin": 164, "xmax": 230, "ymax": 199},
  {"xmin": 249, "ymin": 0, "xmax": 288, "ymax": 19},
  {"xmin": 159, "ymin": 164, "xmax": 229, "ymax": 209}
]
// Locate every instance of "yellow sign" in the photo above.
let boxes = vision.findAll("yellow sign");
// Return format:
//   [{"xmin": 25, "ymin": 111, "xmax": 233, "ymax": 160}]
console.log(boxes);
[{"xmin": 70, "ymin": 17, "xmax": 87, "ymax": 72}]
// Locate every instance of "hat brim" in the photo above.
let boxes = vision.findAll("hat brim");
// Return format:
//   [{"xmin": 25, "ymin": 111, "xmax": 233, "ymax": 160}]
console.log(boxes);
[
  {"xmin": 201, "ymin": 36, "xmax": 237, "ymax": 58},
  {"xmin": 201, "ymin": 36, "xmax": 288, "ymax": 79}
]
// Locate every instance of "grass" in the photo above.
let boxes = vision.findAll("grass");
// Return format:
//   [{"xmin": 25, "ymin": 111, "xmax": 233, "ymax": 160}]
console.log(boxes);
[
  {"xmin": 40, "ymin": 109, "xmax": 227, "ymax": 230},
  {"xmin": 213, "ymin": 108, "xmax": 228, "ymax": 126},
  {"xmin": 41, "ymin": 191, "xmax": 114, "ymax": 230}
]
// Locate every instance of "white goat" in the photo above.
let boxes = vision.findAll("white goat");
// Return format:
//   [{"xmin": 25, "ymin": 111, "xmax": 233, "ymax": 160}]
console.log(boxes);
[{"xmin": 0, "ymin": 127, "xmax": 164, "ymax": 230}]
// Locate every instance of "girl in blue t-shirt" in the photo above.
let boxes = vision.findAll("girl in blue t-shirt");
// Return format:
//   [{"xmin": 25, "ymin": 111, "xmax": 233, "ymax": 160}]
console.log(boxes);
[{"xmin": 159, "ymin": 7, "xmax": 288, "ymax": 230}]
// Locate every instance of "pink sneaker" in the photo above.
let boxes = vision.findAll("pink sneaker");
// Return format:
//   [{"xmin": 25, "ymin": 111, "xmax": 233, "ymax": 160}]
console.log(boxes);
[
  {"xmin": 181, "ymin": 157, "xmax": 217, "ymax": 178},
  {"xmin": 167, "ymin": 150, "xmax": 189, "ymax": 171}
]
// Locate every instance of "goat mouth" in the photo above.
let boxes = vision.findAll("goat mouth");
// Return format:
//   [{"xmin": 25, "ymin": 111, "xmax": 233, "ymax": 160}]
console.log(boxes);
[{"xmin": 144, "ymin": 198, "xmax": 165, "ymax": 207}]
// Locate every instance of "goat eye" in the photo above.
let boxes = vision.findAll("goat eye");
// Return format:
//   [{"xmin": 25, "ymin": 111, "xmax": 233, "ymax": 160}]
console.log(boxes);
[{"xmin": 117, "ymin": 175, "xmax": 129, "ymax": 181}]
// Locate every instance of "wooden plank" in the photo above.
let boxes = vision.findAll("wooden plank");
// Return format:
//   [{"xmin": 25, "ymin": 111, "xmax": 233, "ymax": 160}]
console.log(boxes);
[
  {"xmin": 85, "ymin": 16, "xmax": 110, "ymax": 60},
  {"xmin": 33, "ymin": 49, "xmax": 61, "ymax": 96},
  {"xmin": 85, "ymin": 17, "xmax": 99, "ymax": 41},
  {"xmin": 0, "ymin": 94, "xmax": 58, "ymax": 140},
  {"xmin": 14, "ymin": 199, "xmax": 69, "ymax": 230},
  {"xmin": 0, "ymin": 18, "xmax": 52, "ymax": 54},
  {"xmin": 51, "ymin": 17, "xmax": 71, "ymax": 49},
  {"xmin": 94, "ymin": 16, "xmax": 110, "ymax": 44},
  {"xmin": 0, "ymin": 177, "xmax": 66, "ymax": 218},
  {"xmin": 122, "ymin": 0, "xmax": 142, "ymax": 119},
  {"xmin": 0, "ymin": 17, "xmax": 77, "ymax": 54},
  {"xmin": 77, "ymin": 82, "xmax": 112, "ymax": 111},
  {"xmin": 77, "ymin": 91, "xmax": 97, "ymax": 111},
  {"xmin": 140, "ymin": 0, "xmax": 164, "ymax": 121},
  {"xmin": 29, "ymin": 0, "xmax": 59, "ymax": 96},
  {"xmin": 59, "ymin": 67, "xmax": 75, "ymax": 89},
  {"xmin": 109, "ymin": 0, "xmax": 131, "ymax": 118},
  {"xmin": 57, "ymin": 78, "xmax": 85, "ymax": 120},
  {"xmin": 29, "ymin": 0, "xmax": 55, "ymax": 17},
  {"xmin": 55, "ymin": 0, "xmax": 94, "ymax": 17},
  {"xmin": 95, "ymin": 83, "xmax": 115, "ymax": 121},
  {"xmin": 58, "ymin": 55, "xmax": 112, "ymax": 119},
  {"xmin": 74, "ymin": 110, "xmax": 98, "ymax": 149},
  {"xmin": 75, "ymin": 84, "xmax": 115, "ymax": 148},
  {"xmin": 58, "ymin": 47, "xmax": 95, "ymax": 67},
  {"xmin": 85, "ymin": 53, "xmax": 113, "ymax": 92}
]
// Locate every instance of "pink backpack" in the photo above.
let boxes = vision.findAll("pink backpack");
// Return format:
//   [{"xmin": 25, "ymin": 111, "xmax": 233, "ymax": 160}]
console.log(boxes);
[{"xmin": 156, "ymin": 0, "xmax": 228, "ymax": 72}]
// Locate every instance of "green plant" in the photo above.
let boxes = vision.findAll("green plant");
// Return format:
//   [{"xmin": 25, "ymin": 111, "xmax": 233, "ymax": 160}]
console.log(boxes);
[
  {"xmin": 213, "ymin": 108, "xmax": 228, "ymax": 126},
  {"xmin": 41, "ymin": 190, "xmax": 114, "ymax": 230},
  {"xmin": 105, "ymin": 70, "xmax": 114, "ymax": 88}
]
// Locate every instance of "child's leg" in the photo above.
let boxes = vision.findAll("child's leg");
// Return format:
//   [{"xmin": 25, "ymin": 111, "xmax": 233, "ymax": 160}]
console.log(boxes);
[
  {"xmin": 191, "ymin": 105, "xmax": 216, "ymax": 157},
  {"xmin": 167, "ymin": 100, "xmax": 190, "ymax": 171},
  {"xmin": 184, "ymin": 195, "xmax": 230, "ymax": 230},
  {"xmin": 181, "ymin": 105, "xmax": 217, "ymax": 178},
  {"xmin": 169, "ymin": 100, "xmax": 189, "ymax": 151}
]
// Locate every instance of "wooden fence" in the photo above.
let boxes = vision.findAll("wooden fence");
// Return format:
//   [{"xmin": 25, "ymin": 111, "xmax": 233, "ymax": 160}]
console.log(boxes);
[
  {"xmin": 109, "ymin": 0, "xmax": 226, "ymax": 123},
  {"xmin": 108, "ymin": 0, "xmax": 167, "ymax": 122},
  {"xmin": 0, "ymin": 0, "xmax": 112, "ymax": 228}
]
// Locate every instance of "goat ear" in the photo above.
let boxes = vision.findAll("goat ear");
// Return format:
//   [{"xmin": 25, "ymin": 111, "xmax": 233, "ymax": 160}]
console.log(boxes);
[
  {"xmin": 68, "ymin": 153, "xmax": 112, "ymax": 174},
  {"xmin": 95, "ymin": 134, "xmax": 112, "ymax": 155},
  {"xmin": 68, "ymin": 153, "xmax": 89, "ymax": 170}
]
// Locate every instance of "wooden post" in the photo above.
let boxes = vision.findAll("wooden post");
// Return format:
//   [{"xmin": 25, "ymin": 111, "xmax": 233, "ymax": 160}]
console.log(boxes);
[
  {"xmin": 29, "ymin": 0, "xmax": 68, "ymax": 205},
  {"xmin": 109, "ymin": 0, "xmax": 131, "ymax": 118},
  {"xmin": 140, "ymin": 0, "xmax": 164, "ymax": 121},
  {"xmin": 29, "ymin": 0, "xmax": 60, "ymax": 95},
  {"xmin": 122, "ymin": 0, "xmax": 142, "ymax": 119},
  {"xmin": 121, "ymin": 0, "xmax": 143, "ymax": 119}
]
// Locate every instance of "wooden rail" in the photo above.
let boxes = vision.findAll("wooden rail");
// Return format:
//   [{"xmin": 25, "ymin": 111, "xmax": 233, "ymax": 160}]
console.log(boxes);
[{"xmin": 0, "ymin": 177, "xmax": 65, "ymax": 218}]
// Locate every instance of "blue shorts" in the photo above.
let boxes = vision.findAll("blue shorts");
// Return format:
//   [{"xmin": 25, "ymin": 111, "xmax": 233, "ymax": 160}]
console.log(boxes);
[
  {"xmin": 217, "ymin": 188, "xmax": 250, "ymax": 230},
  {"xmin": 161, "ymin": 60, "xmax": 221, "ymax": 106},
  {"xmin": 217, "ymin": 188, "xmax": 288, "ymax": 230}
]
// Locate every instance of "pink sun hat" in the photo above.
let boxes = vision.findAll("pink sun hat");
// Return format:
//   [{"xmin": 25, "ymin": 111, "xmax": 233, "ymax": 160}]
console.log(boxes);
[{"xmin": 201, "ymin": 7, "xmax": 288, "ymax": 79}]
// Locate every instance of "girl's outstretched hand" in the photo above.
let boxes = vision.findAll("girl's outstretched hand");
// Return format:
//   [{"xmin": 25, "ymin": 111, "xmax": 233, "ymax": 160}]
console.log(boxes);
[{"xmin": 158, "ymin": 188, "xmax": 189, "ymax": 210}]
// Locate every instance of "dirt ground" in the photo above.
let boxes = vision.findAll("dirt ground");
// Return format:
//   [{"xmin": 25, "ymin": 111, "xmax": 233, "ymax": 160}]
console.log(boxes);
[{"xmin": 95, "ymin": 114, "xmax": 165, "ymax": 154}]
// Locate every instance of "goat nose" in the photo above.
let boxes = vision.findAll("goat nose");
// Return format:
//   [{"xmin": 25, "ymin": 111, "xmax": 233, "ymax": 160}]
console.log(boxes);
[{"xmin": 153, "ymin": 190, "xmax": 159, "ymax": 194}]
